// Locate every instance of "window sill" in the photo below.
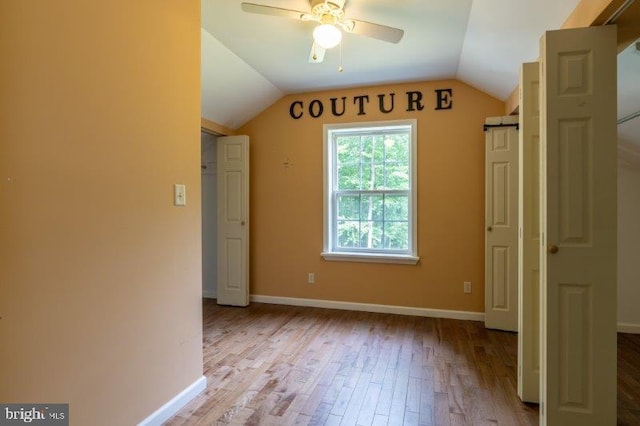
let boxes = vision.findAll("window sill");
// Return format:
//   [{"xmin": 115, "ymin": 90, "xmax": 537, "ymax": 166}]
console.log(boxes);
[{"xmin": 321, "ymin": 252, "xmax": 420, "ymax": 265}]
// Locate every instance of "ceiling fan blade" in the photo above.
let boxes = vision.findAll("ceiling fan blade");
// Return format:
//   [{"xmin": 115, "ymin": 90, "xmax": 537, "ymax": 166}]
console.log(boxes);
[
  {"xmin": 241, "ymin": 2, "xmax": 307, "ymax": 20},
  {"xmin": 347, "ymin": 19, "xmax": 404, "ymax": 44},
  {"xmin": 308, "ymin": 43, "xmax": 326, "ymax": 63}
]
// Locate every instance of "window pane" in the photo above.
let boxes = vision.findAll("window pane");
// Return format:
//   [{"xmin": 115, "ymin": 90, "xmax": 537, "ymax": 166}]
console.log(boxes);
[
  {"xmin": 360, "ymin": 195, "xmax": 383, "ymax": 221},
  {"xmin": 373, "ymin": 164, "xmax": 385, "ymax": 190},
  {"xmin": 337, "ymin": 195, "xmax": 360, "ymax": 220},
  {"xmin": 384, "ymin": 195, "xmax": 408, "ymax": 221},
  {"xmin": 337, "ymin": 220, "xmax": 360, "ymax": 248},
  {"xmin": 361, "ymin": 163, "xmax": 373, "ymax": 190},
  {"xmin": 337, "ymin": 164, "xmax": 360, "ymax": 190},
  {"xmin": 359, "ymin": 221, "xmax": 383, "ymax": 249},
  {"xmin": 361, "ymin": 135, "xmax": 374, "ymax": 163},
  {"xmin": 384, "ymin": 222, "xmax": 409, "ymax": 250},
  {"xmin": 336, "ymin": 136, "xmax": 360, "ymax": 165},
  {"xmin": 385, "ymin": 136, "xmax": 409, "ymax": 163},
  {"xmin": 384, "ymin": 163, "xmax": 409, "ymax": 189},
  {"xmin": 373, "ymin": 135, "xmax": 385, "ymax": 163}
]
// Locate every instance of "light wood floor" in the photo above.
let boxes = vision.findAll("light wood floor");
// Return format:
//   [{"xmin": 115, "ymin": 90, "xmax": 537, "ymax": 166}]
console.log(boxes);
[{"xmin": 166, "ymin": 299, "xmax": 640, "ymax": 425}]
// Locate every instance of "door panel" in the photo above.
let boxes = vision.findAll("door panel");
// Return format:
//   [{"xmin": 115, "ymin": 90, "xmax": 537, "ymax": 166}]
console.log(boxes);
[
  {"xmin": 217, "ymin": 135, "xmax": 250, "ymax": 306},
  {"xmin": 224, "ymin": 238, "xmax": 242, "ymax": 289},
  {"xmin": 492, "ymin": 246, "xmax": 509, "ymax": 309},
  {"xmin": 492, "ymin": 162, "xmax": 510, "ymax": 226},
  {"xmin": 558, "ymin": 120, "xmax": 592, "ymax": 244},
  {"xmin": 518, "ymin": 61, "xmax": 541, "ymax": 403},
  {"xmin": 539, "ymin": 26, "xmax": 617, "ymax": 426},
  {"xmin": 485, "ymin": 118, "xmax": 519, "ymax": 331}
]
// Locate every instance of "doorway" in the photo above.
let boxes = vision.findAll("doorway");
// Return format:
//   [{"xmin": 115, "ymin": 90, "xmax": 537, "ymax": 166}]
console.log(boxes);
[{"xmin": 201, "ymin": 131, "xmax": 217, "ymax": 299}]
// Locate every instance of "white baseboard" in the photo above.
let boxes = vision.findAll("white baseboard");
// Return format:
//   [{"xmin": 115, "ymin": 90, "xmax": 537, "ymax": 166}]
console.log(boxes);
[
  {"xmin": 138, "ymin": 375, "xmax": 207, "ymax": 426},
  {"xmin": 250, "ymin": 295, "xmax": 485, "ymax": 322},
  {"xmin": 618, "ymin": 322, "xmax": 640, "ymax": 334},
  {"xmin": 202, "ymin": 290, "xmax": 216, "ymax": 299}
]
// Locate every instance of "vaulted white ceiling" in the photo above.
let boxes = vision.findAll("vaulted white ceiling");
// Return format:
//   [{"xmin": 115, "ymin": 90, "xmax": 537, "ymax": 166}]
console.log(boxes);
[{"xmin": 201, "ymin": 0, "xmax": 640, "ymax": 151}]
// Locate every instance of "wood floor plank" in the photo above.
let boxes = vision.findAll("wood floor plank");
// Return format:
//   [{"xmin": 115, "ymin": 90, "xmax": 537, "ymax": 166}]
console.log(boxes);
[
  {"xmin": 293, "ymin": 413, "xmax": 311, "ymax": 425},
  {"xmin": 448, "ymin": 412, "xmax": 466, "ymax": 426},
  {"xmin": 324, "ymin": 413, "xmax": 342, "ymax": 425},
  {"xmin": 341, "ymin": 372, "xmax": 373, "ymax": 425},
  {"xmin": 356, "ymin": 382, "xmax": 382, "ymax": 426},
  {"xmin": 406, "ymin": 376, "xmax": 421, "ymax": 413},
  {"xmin": 330, "ymin": 384, "xmax": 354, "ymax": 416},
  {"xmin": 300, "ymin": 383, "xmax": 329, "ymax": 417},
  {"xmin": 164, "ymin": 299, "xmax": 640, "ymax": 426},
  {"xmin": 309, "ymin": 401, "xmax": 332, "ymax": 426},
  {"xmin": 403, "ymin": 410, "xmax": 420, "ymax": 425},
  {"xmin": 418, "ymin": 379, "xmax": 435, "ymax": 426},
  {"xmin": 433, "ymin": 392, "xmax": 451, "ymax": 426},
  {"xmin": 374, "ymin": 366, "xmax": 396, "ymax": 417},
  {"xmin": 322, "ymin": 374, "xmax": 347, "ymax": 407},
  {"xmin": 371, "ymin": 413, "xmax": 389, "ymax": 426},
  {"xmin": 300, "ymin": 385, "xmax": 329, "ymax": 416}
]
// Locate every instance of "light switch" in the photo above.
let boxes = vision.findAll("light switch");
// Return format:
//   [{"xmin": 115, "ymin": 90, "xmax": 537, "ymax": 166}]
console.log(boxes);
[{"xmin": 174, "ymin": 184, "xmax": 186, "ymax": 206}]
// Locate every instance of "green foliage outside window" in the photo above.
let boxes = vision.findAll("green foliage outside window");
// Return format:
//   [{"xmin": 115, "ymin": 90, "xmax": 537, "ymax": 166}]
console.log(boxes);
[{"xmin": 334, "ymin": 131, "xmax": 410, "ymax": 251}]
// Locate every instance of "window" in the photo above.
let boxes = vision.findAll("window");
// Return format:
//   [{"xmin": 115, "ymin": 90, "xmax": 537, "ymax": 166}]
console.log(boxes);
[{"xmin": 322, "ymin": 120, "xmax": 418, "ymax": 264}]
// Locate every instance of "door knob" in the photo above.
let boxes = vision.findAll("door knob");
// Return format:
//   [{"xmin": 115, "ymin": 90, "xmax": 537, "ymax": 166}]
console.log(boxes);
[
  {"xmin": 487, "ymin": 226, "xmax": 493, "ymax": 232},
  {"xmin": 241, "ymin": 221, "xmax": 246, "ymax": 226},
  {"xmin": 548, "ymin": 244, "xmax": 559, "ymax": 254}
]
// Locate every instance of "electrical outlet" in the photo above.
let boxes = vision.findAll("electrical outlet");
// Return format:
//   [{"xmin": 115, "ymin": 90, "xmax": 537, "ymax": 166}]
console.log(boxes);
[
  {"xmin": 464, "ymin": 281, "xmax": 472, "ymax": 294},
  {"xmin": 308, "ymin": 273, "xmax": 315, "ymax": 284}
]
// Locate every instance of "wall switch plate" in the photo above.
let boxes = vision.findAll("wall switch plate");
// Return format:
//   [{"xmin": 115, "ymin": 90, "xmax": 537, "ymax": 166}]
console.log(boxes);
[
  {"xmin": 174, "ymin": 184, "xmax": 186, "ymax": 206},
  {"xmin": 308, "ymin": 273, "xmax": 315, "ymax": 284},
  {"xmin": 464, "ymin": 281, "xmax": 472, "ymax": 294}
]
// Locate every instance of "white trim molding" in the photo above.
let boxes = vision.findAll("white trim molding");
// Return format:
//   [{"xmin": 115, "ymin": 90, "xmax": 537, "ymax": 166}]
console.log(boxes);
[
  {"xmin": 250, "ymin": 295, "xmax": 484, "ymax": 322},
  {"xmin": 321, "ymin": 251, "xmax": 419, "ymax": 265},
  {"xmin": 618, "ymin": 322, "xmax": 640, "ymax": 334},
  {"xmin": 202, "ymin": 290, "xmax": 217, "ymax": 299},
  {"xmin": 138, "ymin": 375, "xmax": 207, "ymax": 426}
]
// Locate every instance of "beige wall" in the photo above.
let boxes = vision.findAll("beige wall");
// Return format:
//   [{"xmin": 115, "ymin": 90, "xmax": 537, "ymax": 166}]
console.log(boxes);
[
  {"xmin": 239, "ymin": 80, "xmax": 504, "ymax": 313},
  {"xmin": 0, "ymin": 1, "xmax": 203, "ymax": 425}
]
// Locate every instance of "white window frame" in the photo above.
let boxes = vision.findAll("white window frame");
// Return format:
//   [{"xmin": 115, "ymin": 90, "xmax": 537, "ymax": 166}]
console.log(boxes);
[{"xmin": 321, "ymin": 119, "xmax": 419, "ymax": 265}]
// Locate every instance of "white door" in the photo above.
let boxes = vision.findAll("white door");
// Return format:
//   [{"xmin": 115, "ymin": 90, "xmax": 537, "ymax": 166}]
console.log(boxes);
[
  {"xmin": 485, "ymin": 117, "xmax": 519, "ymax": 331},
  {"xmin": 539, "ymin": 26, "xmax": 617, "ymax": 425},
  {"xmin": 518, "ymin": 62, "xmax": 541, "ymax": 403},
  {"xmin": 217, "ymin": 135, "xmax": 250, "ymax": 306}
]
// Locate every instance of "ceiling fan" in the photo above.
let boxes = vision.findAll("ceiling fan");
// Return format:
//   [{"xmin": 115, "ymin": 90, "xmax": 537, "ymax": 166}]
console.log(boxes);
[{"xmin": 240, "ymin": 0, "xmax": 404, "ymax": 64}]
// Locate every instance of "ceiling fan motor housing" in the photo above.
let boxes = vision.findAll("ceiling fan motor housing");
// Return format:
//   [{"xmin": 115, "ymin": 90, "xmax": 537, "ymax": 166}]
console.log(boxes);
[
  {"xmin": 310, "ymin": 0, "xmax": 346, "ymax": 21},
  {"xmin": 310, "ymin": 0, "xmax": 346, "ymax": 10}
]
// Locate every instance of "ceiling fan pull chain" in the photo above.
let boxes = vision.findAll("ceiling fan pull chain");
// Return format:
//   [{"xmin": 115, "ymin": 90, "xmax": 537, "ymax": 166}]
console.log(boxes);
[{"xmin": 338, "ymin": 41, "xmax": 343, "ymax": 72}]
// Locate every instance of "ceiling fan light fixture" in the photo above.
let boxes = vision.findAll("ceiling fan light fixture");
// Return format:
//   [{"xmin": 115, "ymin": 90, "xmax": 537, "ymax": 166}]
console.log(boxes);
[{"xmin": 313, "ymin": 23, "xmax": 342, "ymax": 49}]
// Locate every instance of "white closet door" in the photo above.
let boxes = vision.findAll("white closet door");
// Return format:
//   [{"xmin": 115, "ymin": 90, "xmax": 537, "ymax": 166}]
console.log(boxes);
[
  {"xmin": 518, "ymin": 61, "xmax": 541, "ymax": 404},
  {"xmin": 217, "ymin": 135, "xmax": 250, "ymax": 307},
  {"xmin": 485, "ymin": 117, "xmax": 519, "ymax": 332},
  {"xmin": 539, "ymin": 25, "xmax": 617, "ymax": 426}
]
